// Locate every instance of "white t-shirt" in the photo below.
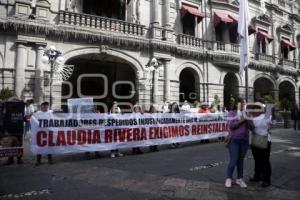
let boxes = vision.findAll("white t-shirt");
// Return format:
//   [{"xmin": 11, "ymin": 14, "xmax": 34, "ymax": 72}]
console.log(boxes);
[
  {"xmin": 110, "ymin": 106, "xmax": 121, "ymax": 114},
  {"xmin": 181, "ymin": 104, "xmax": 191, "ymax": 112},
  {"xmin": 162, "ymin": 105, "xmax": 169, "ymax": 113},
  {"xmin": 252, "ymin": 113, "xmax": 272, "ymax": 141},
  {"xmin": 24, "ymin": 104, "xmax": 35, "ymax": 116}
]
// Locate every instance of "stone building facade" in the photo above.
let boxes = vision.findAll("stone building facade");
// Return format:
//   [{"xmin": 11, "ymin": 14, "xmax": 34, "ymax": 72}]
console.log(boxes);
[{"xmin": 0, "ymin": 0, "xmax": 299, "ymax": 111}]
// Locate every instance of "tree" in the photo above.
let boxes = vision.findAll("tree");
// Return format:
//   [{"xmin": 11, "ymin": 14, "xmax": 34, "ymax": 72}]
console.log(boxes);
[{"xmin": 0, "ymin": 88, "xmax": 15, "ymax": 100}]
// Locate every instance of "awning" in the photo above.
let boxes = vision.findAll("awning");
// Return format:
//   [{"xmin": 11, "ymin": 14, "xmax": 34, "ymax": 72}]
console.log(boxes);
[
  {"xmin": 228, "ymin": 15, "xmax": 238, "ymax": 25},
  {"xmin": 214, "ymin": 12, "xmax": 233, "ymax": 26},
  {"xmin": 257, "ymin": 30, "xmax": 273, "ymax": 43},
  {"xmin": 181, "ymin": 5, "xmax": 204, "ymax": 23},
  {"xmin": 281, "ymin": 39, "xmax": 296, "ymax": 51}
]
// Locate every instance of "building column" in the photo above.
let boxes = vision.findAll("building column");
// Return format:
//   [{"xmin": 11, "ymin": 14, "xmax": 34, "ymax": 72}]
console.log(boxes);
[
  {"xmin": 295, "ymin": 89, "xmax": 299, "ymax": 106},
  {"xmin": 152, "ymin": 69, "xmax": 159, "ymax": 104},
  {"xmin": 34, "ymin": 44, "xmax": 45, "ymax": 105},
  {"xmin": 163, "ymin": 0, "xmax": 170, "ymax": 28},
  {"xmin": 163, "ymin": 59, "xmax": 170, "ymax": 101},
  {"xmin": 152, "ymin": 0, "xmax": 159, "ymax": 25},
  {"xmin": 271, "ymin": 11, "xmax": 277, "ymax": 61},
  {"xmin": 61, "ymin": 0, "xmax": 67, "ymax": 10},
  {"xmin": 15, "ymin": 41, "xmax": 27, "ymax": 98},
  {"xmin": 274, "ymin": 89, "xmax": 279, "ymax": 103}
]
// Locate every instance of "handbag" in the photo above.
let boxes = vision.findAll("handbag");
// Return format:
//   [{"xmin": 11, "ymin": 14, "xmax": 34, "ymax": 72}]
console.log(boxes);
[
  {"xmin": 251, "ymin": 133, "xmax": 268, "ymax": 149},
  {"xmin": 224, "ymin": 136, "xmax": 232, "ymax": 148}
]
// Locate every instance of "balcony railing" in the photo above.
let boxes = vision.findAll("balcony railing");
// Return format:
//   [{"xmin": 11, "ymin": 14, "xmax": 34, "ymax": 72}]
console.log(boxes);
[
  {"xmin": 255, "ymin": 53, "xmax": 274, "ymax": 63},
  {"xmin": 58, "ymin": 11, "xmax": 145, "ymax": 36},
  {"xmin": 230, "ymin": 43, "xmax": 239, "ymax": 53},
  {"xmin": 215, "ymin": 41, "xmax": 225, "ymax": 51},
  {"xmin": 212, "ymin": 41, "xmax": 239, "ymax": 53},
  {"xmin": 177, "ymin": 34, "xmax": 203, "ymax": 48},
  {"xmin": 279, "ymin": 58, "xmax": 296, "ymax": 68}
]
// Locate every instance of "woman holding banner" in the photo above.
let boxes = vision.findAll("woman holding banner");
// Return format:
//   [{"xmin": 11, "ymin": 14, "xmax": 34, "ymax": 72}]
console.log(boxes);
[
  {"xmin": 24, "ymin": 99, "xmax": 34, "ymax": 139},
  {"xmin": 109, "ymin": 101, "xmax": 123, "ymax": 158},
  {"xmin": 170, "ymin": 102, "xmax": 180, "ymax": 148},
  {"xmin": 225, "ymin": 98, "xmax": 249, "ymax": 188},
  {"xmin": 132, "ymin": 104, "xmax": 143, "ymax": 155},
  {"xmin": 149, "ymin": 105, "xmax": 159, "ymax": 152}
]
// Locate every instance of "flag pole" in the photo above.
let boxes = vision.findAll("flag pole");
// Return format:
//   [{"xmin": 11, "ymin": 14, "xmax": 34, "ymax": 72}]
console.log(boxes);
[
  {"xmin": 238, "ymin": 0, "xmax": 250, "ymax": 102},
  {"xmin": 245, "ymin": 66, "xmax": 248, "ymax": 102}
]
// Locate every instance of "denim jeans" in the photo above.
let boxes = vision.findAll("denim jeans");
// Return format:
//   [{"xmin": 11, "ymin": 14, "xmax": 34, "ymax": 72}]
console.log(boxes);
[{"xmin": 226, "ymin": 138, "xmax": 249, "ymax": 179}]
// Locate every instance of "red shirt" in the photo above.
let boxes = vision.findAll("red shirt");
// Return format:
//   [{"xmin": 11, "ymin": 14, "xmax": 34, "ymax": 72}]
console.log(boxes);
[{"xmin": 198, "ymin": 107, "xmax": 210, "ymax": 113}]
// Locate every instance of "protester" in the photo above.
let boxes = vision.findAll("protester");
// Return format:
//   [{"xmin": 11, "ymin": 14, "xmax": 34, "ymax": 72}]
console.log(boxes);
[
  {"xmin": 162, "ymin": 101, "xmax": 170, "ymax": 113},
  {"xmin": 216, "ymin": 105, "xmax": 222, "ymax": 114},
  {"xmin": 132, "ymin": 104, "xmax": 143, "ymax": 155},
  {"xmin": 24, "ymin": 99, "xmax": 34, "ymax": 139},
  {"xmin": 93, "ymin": 105, "xmax": 101, "ymax": 113},
  {"xmin": 222, "ymin": 106, "xmax": 228, "ymax": 114},
  {"xmin": 249, "ymin": 102, "xmax": 272, "ymax": 187},
  {"xmin": 85, "ymin": 105, "xmax": 101, "ymax": 159},
  {"xmin": 199, "ymin": 103, "xmax": 210, "ymax": 143},
  {"xmin": 149, "ymin": 105, "xmax": 159, "ymax": 152},
  {"xmin": 181, "ymin": 100, "xmax": 191, "ymax": 112},
  {"xmin": 198, "ymin": 103, "xmax": 210, "ymax": 113},
  {"xmin": 170, "ymin": 102, "xmax": 180, "ymax": 148},
  {"xmin": 35, "ymin": 102, "xmax": 53, "ymax": 166},
  {"xmin": 109, "ymin": 101, "xmax": 123, "ymax": 158},
  {"xmin": 209, "ymin": 104, "xmax": 216, "ymax": 113},
  {"xmin": 291, "ymin": 103, "xmax": 300, "ymax": 132},
  {"xmin": 216, "ymin": 105, "xmax": 225, "ymax": 141},
  {"xmin": 225, "ymin": 97, "xmax": 249, "ymax": 188}
]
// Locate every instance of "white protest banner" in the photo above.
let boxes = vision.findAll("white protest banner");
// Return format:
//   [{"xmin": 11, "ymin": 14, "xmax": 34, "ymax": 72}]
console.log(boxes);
[{"xmin": 31, "ymin": 112, "xmax": 228, "ymax": 154}]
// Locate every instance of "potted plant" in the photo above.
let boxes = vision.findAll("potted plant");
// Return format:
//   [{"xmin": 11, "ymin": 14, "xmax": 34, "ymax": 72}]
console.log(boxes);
[{"xmin": 279, "ymin": 98, "xmax": 292, "ymax": 128}]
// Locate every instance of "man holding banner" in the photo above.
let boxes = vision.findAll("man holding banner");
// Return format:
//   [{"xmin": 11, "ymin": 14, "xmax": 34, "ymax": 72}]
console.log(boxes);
[{"xmin": 35, "ymin": 102, "xmax": 53, "ymax": 166}]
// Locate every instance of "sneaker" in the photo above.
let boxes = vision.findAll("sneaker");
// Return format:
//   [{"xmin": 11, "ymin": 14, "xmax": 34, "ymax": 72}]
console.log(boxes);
[
  {"xmin": 110, "ymin": 153, "xmax": 116, "ymax": 158},
  {"xmin": 117, "ymin": 152, "xmax": 123, "ymax": 157},
  {"xmin": 225, "ymin": 178, "xmax": 232, "ymax": 188},
  {"xmin": 236, "ymin": 179, "xmax": 247, "ymax": 188}
]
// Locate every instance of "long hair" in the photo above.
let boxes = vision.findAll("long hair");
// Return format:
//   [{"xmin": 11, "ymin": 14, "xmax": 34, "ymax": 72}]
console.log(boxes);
[
  {"xmin": 170, "ymin": 102, "xmax": 180, "ymax": 113},
  {"xmin": 232, "ymin": 97, "xmax": 244, "ymax": 111}
]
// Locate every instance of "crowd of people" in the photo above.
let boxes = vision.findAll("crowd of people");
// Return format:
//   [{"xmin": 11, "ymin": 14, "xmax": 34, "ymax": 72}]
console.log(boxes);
[{"xmin": 1, "ymin": 96, "xmax": 274, "ymax": 189}]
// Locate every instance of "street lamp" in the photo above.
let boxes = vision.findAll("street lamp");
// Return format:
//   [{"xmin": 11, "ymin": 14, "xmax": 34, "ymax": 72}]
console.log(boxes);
[{"xmin": 42, "ymin": 46, "xmax": 64, "ymax": 109}]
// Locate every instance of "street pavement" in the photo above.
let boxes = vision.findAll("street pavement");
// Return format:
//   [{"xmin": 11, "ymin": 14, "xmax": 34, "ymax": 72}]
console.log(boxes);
[{"xmin": 0, "ymin": 128, "xmax": 300, "ymax": 200}]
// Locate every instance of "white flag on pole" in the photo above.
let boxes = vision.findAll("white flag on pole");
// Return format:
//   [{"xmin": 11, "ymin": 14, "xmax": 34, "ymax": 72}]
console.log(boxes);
[{"xmin": 238, "ymin": 0, "xmax": 250, "ymax": 77}]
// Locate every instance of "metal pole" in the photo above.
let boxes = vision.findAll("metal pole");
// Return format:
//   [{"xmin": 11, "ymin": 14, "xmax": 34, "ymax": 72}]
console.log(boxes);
[
  {"xmin": 50, "ymin": 61, "xmax": 53, "ymax": 109},
  {"xmin": 245, "ymin": 65, "xmax": 249, "ymax": 102}
]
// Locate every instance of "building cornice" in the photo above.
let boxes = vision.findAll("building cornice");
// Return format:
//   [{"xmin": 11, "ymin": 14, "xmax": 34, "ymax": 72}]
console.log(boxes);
[{"xmin": 0, "ymin": 17, "xmax": 298, "ymax": 77}]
